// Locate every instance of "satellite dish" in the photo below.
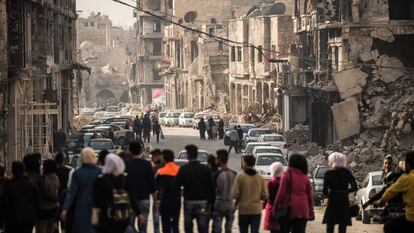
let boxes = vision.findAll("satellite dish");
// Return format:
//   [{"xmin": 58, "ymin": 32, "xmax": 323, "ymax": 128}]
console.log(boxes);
[
  {"xmin": 269, "ymin": 3, "xmax": 286, "ymax": 15},
  {"xmin": 177, "ymin": 18, "xmax": 184, "ymax": 24},
  {"xmin": 184, "ymin": 11, "xmax": 198, "ymax": 23}
]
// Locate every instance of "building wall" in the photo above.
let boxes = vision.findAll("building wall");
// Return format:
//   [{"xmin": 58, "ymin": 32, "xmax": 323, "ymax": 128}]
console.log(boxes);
[{"xmin": 0, "ymin": 0, "xmax": 7, "ymax": 165}]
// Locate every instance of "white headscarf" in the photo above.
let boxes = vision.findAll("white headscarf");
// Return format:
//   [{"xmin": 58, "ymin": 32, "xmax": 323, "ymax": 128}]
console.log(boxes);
[
  {"xmin": 328, "ymin": 152, "xmax": 347, "ymax": 169},
  {"xmin": 270, "ymin": 162, "xmax": 285, "ymax": 178},
  {"xmin": 102, "ymin": 153, "xmax": 125, "ymax": 176}
]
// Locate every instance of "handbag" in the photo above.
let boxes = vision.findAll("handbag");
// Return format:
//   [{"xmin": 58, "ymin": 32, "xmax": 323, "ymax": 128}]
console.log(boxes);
[
  {"xmin": 349, "ymin": 204, "xmax": 360, "ymax": 218},
  {"xmin": 160, "ymin": 131, "xmax": 165, "ymax": 140},
  {"xmin": 276, "ymin": 171, "xmax": 292, "ymax": 220}
]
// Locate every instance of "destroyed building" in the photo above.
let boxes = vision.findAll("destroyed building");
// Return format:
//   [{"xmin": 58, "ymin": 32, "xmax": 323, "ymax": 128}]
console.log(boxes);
[{"xmin": 2, "ymin": 0, "xmax": 79, "ymax": 165}]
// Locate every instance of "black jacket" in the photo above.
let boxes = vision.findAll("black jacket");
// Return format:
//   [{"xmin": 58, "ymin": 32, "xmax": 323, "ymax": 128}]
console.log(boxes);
[
  {"xmin": 125, "ymin": 158, "xmax": 156, "ymax": 200},
  {"xmin": 56, "ymin": 165, "xmax": 73, "ymax": 196},
  {"xmin": 175, "ymin": 160, "xmax": 215, "ymax": 203},
  {"xmin": 198, "ymin": 121, "xmax": 206, "ymax": 131},
  {"xmin": 1, "ymin": 176, "xmax": 40, "ymax": 224},
  {"xmin": 142, "ymin": 118, "xmax": 152, "ymax": 133}
]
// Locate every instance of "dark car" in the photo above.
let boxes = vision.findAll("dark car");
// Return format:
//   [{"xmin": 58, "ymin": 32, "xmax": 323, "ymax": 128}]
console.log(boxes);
[
  {"xmin": 88, "ymin": 138, "xmax": 116, "ymax": 154},
  {"xmin": 103, "ymin": 117, "xmax": 134, "ymax": 128},
  {"xmin": 310, "ymin": 165, "xmax": 329, "ymax": 206},
  {"xmin": 223, "ymin": 123, "xmax": 256, "ymax": 145}
]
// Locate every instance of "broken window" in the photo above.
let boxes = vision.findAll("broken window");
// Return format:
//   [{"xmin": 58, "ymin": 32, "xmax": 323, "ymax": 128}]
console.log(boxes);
[
  {"xmin": 250, "ymin": 46, "xmax": 255, "ymax": 64},
  {"xmin": 153, "ymin": 0, "xmax": 162, "ymax": 11},
  {"xmin": 90, "ymin": 22, "xmax": 95, "ymax": 27},
  {"xmin": 258, "ymin": 46, "xmax": 263, "ymax": 63},
  {"xmin": 168, "ymin": 0, "xmax": 173, "ymax": 10},
  {"xmin": 153, "ymin": 40, "xmax": 162, "ymax": 56},
  {"xmin": 153, "ymin": 20, "xmax": 161, "ymax": 32},
  {"xmin": 389, "ymin": 0, "xmax": 414, "ymax": 20},
  {"xmin": 218, "ymin": 41, "xmax": 223, "ymax": 52},
  {"xmin": 237, "ymin": 46, "xmax": 242, "ymax": 62},
  {"xmin": 231, "ymin": 46, "xmax": 236, "ymax": 61},
  {"xmin": 191, "ymin": 41, "xmax": 199, "ymax": 62}
]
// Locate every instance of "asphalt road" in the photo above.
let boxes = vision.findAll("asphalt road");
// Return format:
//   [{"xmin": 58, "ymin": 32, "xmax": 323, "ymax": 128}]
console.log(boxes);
[{"xmin": 145, "ymin": 127, "xmax": 382, "ymax": 233}]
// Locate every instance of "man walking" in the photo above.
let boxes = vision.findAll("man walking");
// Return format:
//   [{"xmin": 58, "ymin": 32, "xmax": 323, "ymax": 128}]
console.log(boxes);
[
  {"xmin": 142, "ymin": 114, "xmax": 152, "ymax": 143},
  {"xmin": 125, "ymin": 141, "xmax": 157, "ymax": 233},
  {"xmin": 133, "ymin": 116, "xmax": 143, "ymax": 139},
  {"xmin": 156, "ymin": 150, "xmax": 181, "ymax": 233},
  {"xmin": 232, "ymin": 155, "xmax": 268, "ymax": 233},
  {"xmin": 236, "ymin": 125, "xmax": 243, "ymax": 152},
  {"xmin": 151, "ymin": 149, "xmax": 163, "ymax": 233},
  {"xmin": 175, "ymin": 145, "xmax": 215, "ymax": 233},
  {"xmin": 228, "ymin": 126, "xmax": 240, "ymax": 154},
  {"xmin": 213, "ymin": 150, "xmax": 237, "ymax": 233},
  {"xmin": 198, "ymin": 118, "xmax": 206, "ymax": 140}
]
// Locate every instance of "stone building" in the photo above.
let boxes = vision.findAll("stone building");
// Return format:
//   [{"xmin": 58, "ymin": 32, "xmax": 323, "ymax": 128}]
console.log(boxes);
[
  {"xmin": 289, "ymin": 0, "xmax": 414, "ymax": 148},
  {"xmin": 228, "ymin": 0, "xmax": 295, "ymax": 116},
  {"xmin": 0, "ymin": 0, "xmax": 7, "ymax": 164},
  {"xmin": 3, "ymin": 0, "xmax": 79, "ymax": 164}
]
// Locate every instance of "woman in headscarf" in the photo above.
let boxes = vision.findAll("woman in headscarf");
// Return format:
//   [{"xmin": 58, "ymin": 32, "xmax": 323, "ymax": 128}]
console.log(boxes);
[
  {"xmin": 93, "ymin": 154, "xmax": 140, "ymax": 233},
  {"xmin": 264, "ymin": 162, "xmax": 285, "ymax": 233},
  {"xmin": 322, "ymin": 152, "xmax": 358, "ymax": 233},
  {"xmin": 61, "ymin": 147, "xmax": 101, "ymax": 233}
]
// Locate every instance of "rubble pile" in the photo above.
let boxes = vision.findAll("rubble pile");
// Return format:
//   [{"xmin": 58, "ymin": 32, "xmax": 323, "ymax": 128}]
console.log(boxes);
[
  {"xmin": 242, "ymin": 101, "xmax": 282, "ymax": 131},
  {"xmin": 73, "ymin": 115, "xmax": 93, "ymax": 131}
]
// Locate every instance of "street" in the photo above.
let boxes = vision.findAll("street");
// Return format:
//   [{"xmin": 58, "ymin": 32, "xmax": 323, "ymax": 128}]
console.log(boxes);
[{"xmin": 144, "ymin": 127, "xmax": 383, "ymax": 233}]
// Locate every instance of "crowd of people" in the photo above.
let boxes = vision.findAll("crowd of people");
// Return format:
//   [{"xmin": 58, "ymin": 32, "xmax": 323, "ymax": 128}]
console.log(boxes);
[
  {"xmin": 0, "ymin": 141, "xmax": 414, "ymax": 233},
  {"xmin": 197, "ymin": 118, "xmax": 225, "ymax": 140},
  {"xmin": 133, "ymin": 115, "xmax": 163, "ymax": 144}
]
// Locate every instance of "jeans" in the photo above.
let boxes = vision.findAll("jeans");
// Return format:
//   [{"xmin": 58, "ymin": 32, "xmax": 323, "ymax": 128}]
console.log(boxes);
[
  {"xmin": 184, "ymin": 200, "xmax": 209, "ymax": 233},
  {"xmin": 228, "ymin": 141, "xmax": 239, "ymax": 153},
  {"xmin": 238, "ymin": 214, "xmax": 261, "ymax": 233},
  {"xmin": 153, "ymin": 201, "xmax": 160, "ymax": 233},
  {"xmin": 384, "ymin": 216, "xmax": 414, "ymax": 233},
  {"xmin": 212, "ymin": 210, "xmax": 234, "ymax": 233},
  {"xmin": 131, "ymin": 199, "xmax": 150, "ymax": 233},
  {"xmin": 280, "ymin": 218, "xmax": 307, "ymax": 233},
  {"xmin": 327, "ymin": 223, "xmax": 346, "ymax": 233}
]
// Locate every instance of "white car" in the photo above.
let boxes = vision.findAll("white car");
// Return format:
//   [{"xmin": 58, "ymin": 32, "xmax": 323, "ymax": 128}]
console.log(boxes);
[
  {"xmin": 80, "ymin": 108, "xmax": 96, "ymax": 116},
  {"xmin": 252, "ymin": 146, "xmax": 283, "ymax": 157},
  {"xmin": 176, "ymin": 149, "xmax": 209, "ymax": 165},
  {"xmin": 158, "ymin": 112, "xmax": 167, "ymax": 125},
  {"xmin": 356, "ymin": 171, "xmax": 384, "ymax": 224},
  {"xmin": 179, "ymin": 112, "xmax": 195, "ymax": 127},
  {"xmin": 243, "ymin": 128, "xmax": 271, "ymax": 148},
  {"xmin": 257, "ymin": 134, "xmax": 288, "ymax": 155},
  {"xmin": 193, "ymin": 112, "xmax": 209, "ymax": 129},
  {"xmin": 104, "ymin": 106, "xmax": 120, "ymax": 118},
  {"xmin": 255, "ymin": 153, "xmax": 288, "ymax": 180},
  {"xmin": 168, "ymin": 112, "xmax": 181, "ymax": 127},
  {"xmin": 93, "ymin": 111, "xmax": 106, "ymax": 119}
]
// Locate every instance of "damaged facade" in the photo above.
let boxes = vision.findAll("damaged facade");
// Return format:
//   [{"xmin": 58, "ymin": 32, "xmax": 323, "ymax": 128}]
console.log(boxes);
[{"xmin": 3, "ymin": 0, "xmax": 78, "ymax": 165}]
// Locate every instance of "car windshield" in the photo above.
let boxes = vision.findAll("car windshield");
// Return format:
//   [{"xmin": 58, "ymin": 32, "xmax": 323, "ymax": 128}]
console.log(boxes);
[
  {"xmin": 264, "ymin": 135, "xmax": 284, "ymax": 142},
  {"xmin": 250, "ymin": 130, "xmax": 270, "ymax": 137},
  {"xmin": 241, "ymin": 125, "xmax": 256, "ymax": 133},
  {"xmin": 184, "ymin": 113, "xmax": 195, "ymax": 118},
  {"xmin": 178, "ymin": 152, "xmax": 208, "ymax": 162},
  {"xmin": 315, "ymin": 167, "xmax": 329, "ymax": 178},
  {"xmin": 90, "ymin": 140, "xmax": 113, "ymax": 150},
  {"xmin": 173, "ymin": 113, "xmax": 181, "ymax": 117},
  {"xmin": 159, "ymin": 113, "xmax": 166, "ymax": 117},
  {"xmin": 372, "ymin": 174, "xmax": 382, "ymax": 186},
  {"xmin": 106, "ymin": 107, "xmax": 119, "ymax": 112},
  {"xmin": 255, "ymin": 148, "xmax": 282, "ymax": 154},
  {"xmin": 246, "ymin": 144, "xmax": 259, "ymax": 154},
  {"xmin": 256, "ymin": 156, "xmax": 287, "ymax": 166},
  {"xmin": 112, "ymin": 122, "xmax": 127, "ymax": 128}
]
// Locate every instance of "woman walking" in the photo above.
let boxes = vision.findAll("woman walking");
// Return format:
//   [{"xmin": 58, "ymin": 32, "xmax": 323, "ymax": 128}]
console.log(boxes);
[
  {"xmin": 218, "ymin": 119, "xmax": 225, "ymax": 139},
  {"xmin": 153, "ymin": 120, "xmax": 162, "ymax": 143},
  {"xmin": 264, "ymin": 162, "xmax": 285, "ymax": 233},
  {"xmin": 38, "ymin": 160, "xmax": 60, "ymax": 233},
  {"xmin": 93, "ymin": 153, "xmax": 140, "ymax": 233},
  {"xmin": 273, "ymin": 154, "xmax": 314, "ymax": 233},
  {"xmin": 322, "ymin": 152, "xmax": 358, "ymax": 233},
  {"xmin": 61, "ymin": 147, "xmax": 101, "ymax": 233}
]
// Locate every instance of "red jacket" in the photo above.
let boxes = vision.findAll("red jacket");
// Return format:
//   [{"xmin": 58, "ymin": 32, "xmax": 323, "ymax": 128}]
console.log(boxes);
[{"xmin": 272, "ymin": 167, "xmax": 314, "ymax": 220}]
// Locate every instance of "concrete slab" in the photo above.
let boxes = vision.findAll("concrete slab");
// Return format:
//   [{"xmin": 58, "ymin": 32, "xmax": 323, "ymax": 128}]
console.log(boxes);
[
  {"xmin": 334, "ymin": 68, "xmax": 368, "ymax": 99},
  {"xmin": 332, "ymin": 97, "xmax": 360, "ymax": 140}
]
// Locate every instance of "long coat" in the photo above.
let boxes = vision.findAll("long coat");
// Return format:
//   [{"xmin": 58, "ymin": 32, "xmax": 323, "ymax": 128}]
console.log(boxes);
[
  {"xmin": 63, "ymin": 165, "xmax": 100, "ymax": 233},
  {"xmin": 322, "ymin": 167, "xmax": 357, "ymax": 226}
]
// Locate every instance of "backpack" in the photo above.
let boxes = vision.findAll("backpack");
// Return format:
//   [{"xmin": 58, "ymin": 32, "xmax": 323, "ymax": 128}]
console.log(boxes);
[
  {"xmin": 41, "ymin": 174, "xmax": 59, "ymax": 203},
  {"xmin": 106, "ymin": 175, "xmax": 132, "ymax": 222}
]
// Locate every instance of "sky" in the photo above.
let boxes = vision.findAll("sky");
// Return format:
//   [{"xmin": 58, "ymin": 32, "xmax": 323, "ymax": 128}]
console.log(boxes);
[{"xmin": 77, "ymin": 0, "xmax": 135, "ymax": 28}]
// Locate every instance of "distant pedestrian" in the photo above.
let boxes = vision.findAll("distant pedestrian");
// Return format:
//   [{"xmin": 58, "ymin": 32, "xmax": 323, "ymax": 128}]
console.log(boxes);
[
  {"xmin": 175, "ymin": 145, "xmax": 215, "ymax": 233},
  {"xmin": 156, "ymin": 150, "xmax": 181, "ymax": 233},
  {"xmin": 218, "ymin": 119, "xmax": 225, "ymax": 140},
  {"xmin": 133, "ymin": 116, "xmax": 143, "ymax": 139},
  {"xmin": 38, "ymin": 160, "xmax": 60, "ymax": 233},
  {"xmin": 53, "ymin": 129, "xmax": 67, "ymax": 153},
  {"xmin": 1, "ymin": 161, "xmax": 40, "ymax": 233},
  {"xmin": 273, "ymin": 154, "xmax": 314, "ymax": 233},
  {"xmin": 198, "ymin": 118, "xmax": 206, "ymax": 140},
  {"xmin": 236, "ymin": 125, "xmax": 243, "ymax": 151},
  {"xmin": 60, "ymin": 147, "xmax": 101, "ymax": 233},
  {"xmin": 125, "ymin": 141, "xmax": 157, "ymax": 233},
  {"xmin": 232, "ymin": 155, "xmax": 268, "ymax": 233},
  {"xmin": 93, "ymin": 154, "xmax": 140, "ymax": 233},
  {"xmin": 208, "ymin": 118, "xmax": 216, "ymax": 140},
  {"xmin": 228, "ymin": 126, "xmax": 240, "ymax": 154},
  {"xmin": 322, "ymin": 152, "xmax": 358, "ymax": 233},
  {"xmin": 151, "ymin": 149, "xmax": 163, "ymax": 233},
  {"xmin": 264, "ymin": 162, "xmax": 285, "ymax": 233},
  {"xmin": 153, "ymin": 120, "xmax": 162, "ymax": 143},
  {"xmin": 142, "ymin": 114, "xmax": 152, "ymax": 143},
  {"xmin": 212, "ymin": 150, "xmax": 237, "ymax": 233}
]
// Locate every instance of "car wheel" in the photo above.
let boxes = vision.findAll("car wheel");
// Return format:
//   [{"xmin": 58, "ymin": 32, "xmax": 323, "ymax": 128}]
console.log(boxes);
[{"xmin": 362, "ymin": 207, "xmax": 371, "ymax": 224}]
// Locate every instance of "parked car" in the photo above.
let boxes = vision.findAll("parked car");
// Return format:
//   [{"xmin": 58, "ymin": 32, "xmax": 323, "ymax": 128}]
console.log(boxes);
[
  {"xmin": 193, "ymin": 112, "xmax": 209, "ymax": 129},
  {"xmin": 356, "ymin": 171, "xmax": 384, "ymax": 224},
  {"xmin": 176, "ymin": 149, "xmax": 208, "ymax": 165},
  {"xmin": 243, "ymin": 128, "xmax": 271, "ymax": 148},
  {"xmin": 97, "ymin": 124, "xmax": 134, "ymax": 145},
  {"xmin": 252, "ymin": 146, "xmax": 283, "ymax": 156},
  {"xmin": 104, "ymin": 106, "xmax": 120, "ymax": 117},
  {"xmin": 90, "ymin": 118, "xmax": 108, "ymax": 125},
  {"xmin": 93, "ymin": 111, "xmax": 106, "ymax": 119},
  {"xmin": 88, "ymin": 138, "xmax": 116, "ymax": 154},
  {"xmin": 257, "ymin": 134, "xmax": 289, "ymax": 155},
  {"xmin": 179, "ymin": 112, "xmax": 195, "ymax": 127},
  {"xmin": 80, "ymin": 108, "xmax": 96, "ymax": 116},
  {"xmin": 254, "ymin": 153, "xmax": 288, "ymax": 180},
  {"xmin": 127, "ymin": 106, "xmax": 142, "ymax": 117},
  {"xmin": 103, "ymin": 117, "xmax": 133, "ymax": 127},
  {"xmin": 223, "ymin": 123, "xmax": 256, "ymax": 145},
  {"xmin": 65, "ymin": 132, "xmax": 101, "ymax": 157},
  {"xmin": 243, "ymin": 142, "xmax": 272, "ymax": 155},
  {"xmin": 158, "ymin": 112, "xmax": 167, "ymax": 125},
  {"xmin": 309, "ymin": 165, "xmax": 329, "ymax": 206},
  {"xmin": 167, "ymin": 112, "xmax": 181, "ymax": 127}
]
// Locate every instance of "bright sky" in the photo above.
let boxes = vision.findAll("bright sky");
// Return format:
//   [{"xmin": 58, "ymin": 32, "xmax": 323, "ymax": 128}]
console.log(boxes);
[{"xmin": 77, "ymin": 0, "xmax": 135, "ymax": 28}]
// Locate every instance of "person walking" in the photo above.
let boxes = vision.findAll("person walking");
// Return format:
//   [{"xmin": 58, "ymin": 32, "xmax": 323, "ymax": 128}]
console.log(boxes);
[
  {"xmin": 212, "ymin": 150, "xmax": 237, "ymax": 233},
  {"xmin": 322, "ymin": 152, "xmax": 358, "ymax": 233},
  {"xmin": 142, "ymin": 114, "xmax": 152, "ymax": 143},
  {"xmin": 23, "ymin": 153, "xmax": 42, "ymax": 188},
  {"xmin": 155, "ymin": 150, "xmax": 181, "ymax": 233},
  {"xmin": 379, "ymin": 151, "xmax": 414, "ymax": 233},
  {"xmin": 207, "ymin": 118, "xmax": 216, "ymax": 140},
  {"xmin": 151, "ymin": 149, "xmax": 163, "ymax": 233},
  {"xmin": 218, "ymin": 119, "xmax": 225, "ymax": 140},
  {"xmin": 133, "ymin": 116, "xmax": 143, "ymax": 139},
  {"xmin": 273, "ymin": 154, "xmax": 314, "ymax": 233},
  {"xmin": 93, "ymin": 154, "xmax": 140, "ymax": 233},
  {"xmin": 60, "ymin": 147, "xmax": 101, "ymax": 233},
  {"xmin": 1, "ymin": 161, "xmax": 40, "ymax": 233},
  {"xmin": 53, "ymin": 129, "xmax": 67, "ymax": 153},
  {"xmin": 38, "ymin": 160, "xmax": 60, "ymax": 233},
  {"xmin": 125, "ymin": 141, "xmax": 157, "ymax": 233},
  {"xmin": 153, "ymin": 120, "xmax": 162, "ymax": 143},
  {"xmin": 236, "ymin": 125, "xmax": 243, "ymax": 152},
  {"xmin": 198, "ymin": 118, "xmax": 206, "ymax": 140},
  {"xmin": 55, "ymin": 152, "xmax": 73, "ymax": 233},
  {"xmin": 232, "ymin": 155, "xmax": 268, "ymax": 233},
  {"xmin": 264, "ymin": 162, "xmax": 285, "ymax": 233},
  {"xmin": 175, "ymin": 145, "xmax": 215, "ymax": 233},
  {"xmin": 228, "ymin": 126, "xmax": 240, "ymax": 154}
]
